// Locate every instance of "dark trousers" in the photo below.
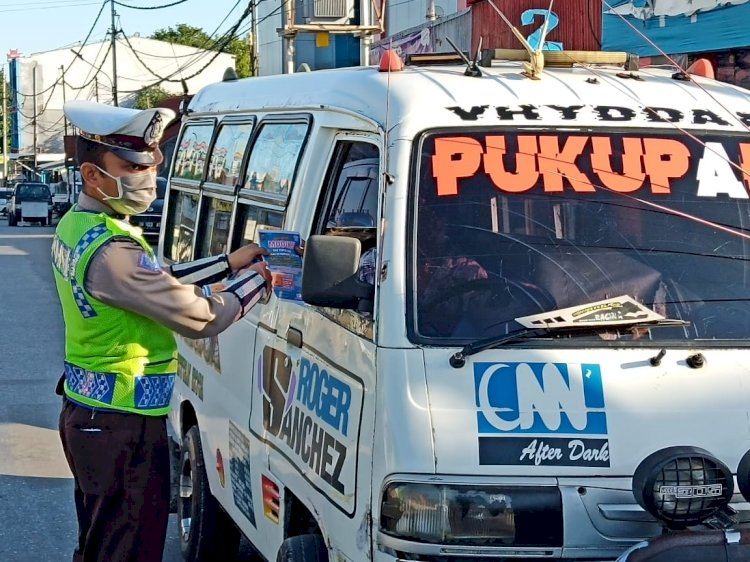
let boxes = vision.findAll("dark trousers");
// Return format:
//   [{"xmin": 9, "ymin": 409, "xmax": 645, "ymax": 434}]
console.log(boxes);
[{"xmin": 59, "ymin": 399, "xmax": 170, "ymax": 562}]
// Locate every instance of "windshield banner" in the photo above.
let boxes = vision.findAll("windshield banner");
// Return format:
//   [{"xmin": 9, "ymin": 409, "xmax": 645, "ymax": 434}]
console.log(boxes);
[{"xmin": 430, "ymin": 132, "xmax": 750, "ymax": 199}]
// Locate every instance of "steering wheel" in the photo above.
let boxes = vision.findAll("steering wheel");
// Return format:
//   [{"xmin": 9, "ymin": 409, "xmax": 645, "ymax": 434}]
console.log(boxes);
[{"xmin": 421, "ymin": 276, "xmax": 554, "ymax": 311}]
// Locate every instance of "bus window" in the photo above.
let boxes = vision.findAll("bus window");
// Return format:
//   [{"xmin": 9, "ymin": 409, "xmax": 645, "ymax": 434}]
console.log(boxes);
[
  {"xmin": 173, "ymin": 123, "xmax": 214, "ymax": 182},
  {"xmin": 243, "ymin": 122, "xmax": 308, "ymax": 199},
  {"xmin": 164, "ymin": 190, "xmax": 199, "ymax": 262},
  {"xmin": 206, "ymin": 122, "xmax": 254, "ymax": 187},
  {"xmin": 197, "ymin": 197, "xmax": 234, "ymax": 258}
]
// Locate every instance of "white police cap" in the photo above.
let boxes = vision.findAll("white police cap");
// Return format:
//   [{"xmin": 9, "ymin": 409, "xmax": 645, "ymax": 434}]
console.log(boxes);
[{"xmin": 64, "ymin": 100, "xmax": 176, "ymax": 165}]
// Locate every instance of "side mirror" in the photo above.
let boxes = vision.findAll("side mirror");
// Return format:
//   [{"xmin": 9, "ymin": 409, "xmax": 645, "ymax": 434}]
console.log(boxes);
[{"xmin": 301, "ymin": 235, "xmax": 375, "ymax": 312}]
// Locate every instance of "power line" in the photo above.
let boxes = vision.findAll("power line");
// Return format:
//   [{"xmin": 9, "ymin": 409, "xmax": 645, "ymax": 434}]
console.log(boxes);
[
  {"xmin": 118, "ymin": 4, "xmax": 252, "ymax": 90},
  {"xmin": 14, "ymin": 0, "xmax": 108, "ymax": 99},
  {"xmin": 0, "ymin": 1, "xmax": 99, "ymax": 13},
  {"xmin": 114, "ymin": 0, "xmax": 189, "ymax": 8}
]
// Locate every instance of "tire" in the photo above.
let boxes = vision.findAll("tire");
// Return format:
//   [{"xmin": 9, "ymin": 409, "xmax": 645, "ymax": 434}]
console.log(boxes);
[
  {"xmin": 179, "ymin": 425, "xmax": 240, "ymax": 562},
  {"xmin": 276, "ymin": 534, "xmax": 329, "ymax": 562},
  {"xmin": 40, "ymin": 218, "xmax": 47, "ymax": 227},
  {"xmin": 7, "ymin": 212, "xmax": 15, "ymax": 226}
]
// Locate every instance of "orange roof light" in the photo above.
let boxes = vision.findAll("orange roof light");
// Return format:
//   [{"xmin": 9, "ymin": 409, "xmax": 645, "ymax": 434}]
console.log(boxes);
[
  {"xmin": 379, "ymin": 50, "xmax": 404, "ymax": 72},
  {"xmin": 687, "ymin": 58, "xmax": 715, "ymax": 79}
]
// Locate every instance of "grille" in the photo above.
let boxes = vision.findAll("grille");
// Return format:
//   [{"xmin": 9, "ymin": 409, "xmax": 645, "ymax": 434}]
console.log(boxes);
[{"xmin": 314, "ymin": 0, "xmax": 348, "ymax": 18}]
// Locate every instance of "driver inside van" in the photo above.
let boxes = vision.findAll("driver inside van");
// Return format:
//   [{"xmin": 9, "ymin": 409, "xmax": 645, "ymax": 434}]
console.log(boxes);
[{"xmin": 415, "ymin": 203, "xmax": 489, "ymax": 336}]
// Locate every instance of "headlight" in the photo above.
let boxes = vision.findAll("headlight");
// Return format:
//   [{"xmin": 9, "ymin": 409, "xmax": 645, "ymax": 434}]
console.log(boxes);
[
  {"xmin": 632, "ymin": 447, "xmax": 733, "ymax": 530},
  {"xmin": 380, "ymin": 482, "xmax": 562, "ymax": 547},
  {"xmin": 736, "ymin": 449, "xmax": 750, "ymax": 503}
]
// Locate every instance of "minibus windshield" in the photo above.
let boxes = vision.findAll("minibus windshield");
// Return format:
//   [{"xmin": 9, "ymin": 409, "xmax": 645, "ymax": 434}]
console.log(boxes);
[{"xmin": 410, "ymin": 129, "xmax": 750, "ymax": 345}]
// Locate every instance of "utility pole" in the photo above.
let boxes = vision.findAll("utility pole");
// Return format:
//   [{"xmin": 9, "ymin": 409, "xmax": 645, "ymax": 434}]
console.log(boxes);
[
  {"xmin": 2, "ymin": 67, "xmax": 7, "ymax": 185},
  {"xmin": 426, "ymin": 0, "xmax": 437, "ymax": 20},
  {"xmin": 360, "ymin": 0, "xmax": 373, "ymax": 66},
  {"xmin": 32, "ymin": 64, "xmax": 38, "ymax": 174},
  {"xmin": 60, "ymin": 65, "xmax": 68, "ymax": 137},
  {"xmin": 250, "ymin": 0, "xmax": 259, "ymax": 76},
  {"xmin": 283, "ymin": 0, "xmax": 295, "ymax": 74},
  {"xmin": 94, "ymin": 76, "xmax": 100, "ymax": 102},
  {"xmin": 110, "ymin": 0, "xmax": 119, "ymax": 106}
]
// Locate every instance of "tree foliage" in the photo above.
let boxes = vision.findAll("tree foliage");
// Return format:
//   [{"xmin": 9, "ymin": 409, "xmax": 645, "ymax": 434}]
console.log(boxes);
[
  {"xmin": 134, "ymin": 85, "xmax": 173, "ymax": 110},
  {"xmin": 150, "ymin": 23, "xmax": 251, "ymax": 78}
]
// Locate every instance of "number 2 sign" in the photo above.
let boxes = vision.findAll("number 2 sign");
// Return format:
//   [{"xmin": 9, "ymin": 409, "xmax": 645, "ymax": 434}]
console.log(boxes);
[{"xmin": 522, "ymin": 9, "xmax": 564, "ymax": 51}]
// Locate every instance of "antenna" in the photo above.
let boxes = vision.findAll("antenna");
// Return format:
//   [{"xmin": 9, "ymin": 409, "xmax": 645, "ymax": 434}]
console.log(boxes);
[
  {"xmin": 444, "ymin": 36, "xmax": 483, "ymax": 77},
  {"xmin": 484, "ymin": 0, "xmax": 552, "ymax": 79}
]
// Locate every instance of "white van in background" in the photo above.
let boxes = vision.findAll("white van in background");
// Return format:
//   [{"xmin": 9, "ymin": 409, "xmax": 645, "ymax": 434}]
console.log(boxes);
[{"xmin": 160, "ymin": 47, "xmax": 750, "ymax": 562}]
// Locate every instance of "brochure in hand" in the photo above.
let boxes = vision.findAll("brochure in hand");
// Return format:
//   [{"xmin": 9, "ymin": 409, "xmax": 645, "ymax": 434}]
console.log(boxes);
[{"xmin": 258, "ymin": 230, "xmax": 303, "ymax": 301}]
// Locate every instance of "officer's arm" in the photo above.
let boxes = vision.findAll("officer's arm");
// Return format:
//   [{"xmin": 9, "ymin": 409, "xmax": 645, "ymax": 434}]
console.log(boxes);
[
  {"xmin": 167, "ymin": 254, "xmax": 231, "ymax": 287},
  {"xmin": 168, "ymin": 244, "xmax": 267, "ymax": 286},
  {"xmin": 85, "ymin": 238, "xmax": 265, "ymax": 339}
]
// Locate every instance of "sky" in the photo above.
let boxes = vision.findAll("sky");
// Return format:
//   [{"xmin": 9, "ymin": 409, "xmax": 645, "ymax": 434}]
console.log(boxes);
[{"xmin": 3, "ymin": 0, "xmax": 249, "ymax": 58}]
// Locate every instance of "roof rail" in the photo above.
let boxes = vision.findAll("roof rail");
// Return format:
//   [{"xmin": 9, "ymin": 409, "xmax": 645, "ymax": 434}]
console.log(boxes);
[{"xmin": 480, "ymin": 49, "xmax": 639, "ymax": 71}]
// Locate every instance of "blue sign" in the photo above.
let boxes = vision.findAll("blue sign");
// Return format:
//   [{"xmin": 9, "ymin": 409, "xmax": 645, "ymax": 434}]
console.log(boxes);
[
  {"xmin": 474, "ymin": 362, "xmax": 607, "ymax": 435},
  {"xmin": 603, "ymin": 1, "xmax": 750, "ymax": 56}
]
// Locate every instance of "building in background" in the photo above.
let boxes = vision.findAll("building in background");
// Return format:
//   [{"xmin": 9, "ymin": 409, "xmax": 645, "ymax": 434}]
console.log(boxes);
[
  {"xmin": 371, "ymin": 9, "xmax": 471, "ymax": 60},
  {"xmin": 8, "ymin": 37, "xmax": 235, "ymax": 178},
  {"xmin": 371, "ymin": 0, "xmax": 602, "ymax": 66},
  {"xmin": 469, "ymin": 0, "xmax": 602, "ymax": 52},
  {"xmin": 603, "ymin": 1, "xmax": 750, "ymax": 89},
  {"xmin": 256, "ymin": 0, "xmax": 382, "ymax": 76}
]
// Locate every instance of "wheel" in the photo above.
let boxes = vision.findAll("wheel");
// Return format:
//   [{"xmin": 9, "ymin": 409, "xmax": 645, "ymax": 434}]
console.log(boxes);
[
  {"xmin": 7, "ymin": 212, "xmax": 15, "ymax": 226},
  {"xmin": 178, "ymin": 425, "xmax": 240, "ymax": 562},
  {"xmin": 276, "ymin": 534, "xmax": 328, "ymax": 562},
  {"xmin": 40, "ymin": 218, "xmax": 47, "ymax": 227}
]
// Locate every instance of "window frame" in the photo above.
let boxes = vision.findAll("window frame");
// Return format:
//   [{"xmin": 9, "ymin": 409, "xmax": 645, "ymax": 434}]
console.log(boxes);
[
  {"xmin": 194, "ymin": 192, "xmax": 238, "ymax": 259},
  {"xmin": 162, "ymin": 186, "xmax": 201, "ymax": 264},
  {"xmin": 170, "ymin": 119, "xmax": 217, "ymax": 187},
  {"xmin": 308, "ymin": 137, "xmax": 382, "ymax": 337},
  {"xmin": 203, "ymin": 116, "xmax": 257, "ymax": 193},
  {"xmin": 237, "ymin": 113, "xmax": 313, "ymax": 207}
]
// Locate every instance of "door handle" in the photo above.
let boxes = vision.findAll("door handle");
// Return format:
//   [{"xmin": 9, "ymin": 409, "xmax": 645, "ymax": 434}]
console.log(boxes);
[{"xmin": 286, "ymin": 327, "xmax": 303, "ymax": 348}]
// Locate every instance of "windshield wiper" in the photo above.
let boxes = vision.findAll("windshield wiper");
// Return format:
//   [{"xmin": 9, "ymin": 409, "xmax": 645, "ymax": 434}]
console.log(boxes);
[{"xmin": 448, "ymin": 295, "xmax": 689, "ymax": 368}]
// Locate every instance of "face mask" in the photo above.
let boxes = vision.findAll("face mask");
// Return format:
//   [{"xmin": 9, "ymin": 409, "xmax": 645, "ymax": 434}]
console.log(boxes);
[{"xmin": 94, "ymin": 165, "xmax": 157, "ymax": 215}]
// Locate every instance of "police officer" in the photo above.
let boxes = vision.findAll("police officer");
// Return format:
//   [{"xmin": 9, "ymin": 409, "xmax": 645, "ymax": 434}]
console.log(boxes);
[{"xmin": 52, "ymin": 100, "xmax": 271, "ymax": 562}]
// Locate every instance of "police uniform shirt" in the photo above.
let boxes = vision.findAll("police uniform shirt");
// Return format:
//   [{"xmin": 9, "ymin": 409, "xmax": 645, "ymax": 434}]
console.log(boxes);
[{"xmin": 78, "ymin": 191, "xmax": 242, "ymax": 338}]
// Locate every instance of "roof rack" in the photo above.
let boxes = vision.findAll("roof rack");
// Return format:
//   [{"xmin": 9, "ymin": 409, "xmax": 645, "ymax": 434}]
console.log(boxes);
[
  {"xmin": 480, "ymin": 49, "xmax": 639, "ymax": 71},
  {"xmin": 405, "ymin": 52, "xmax": 468, "ymax": 66}
]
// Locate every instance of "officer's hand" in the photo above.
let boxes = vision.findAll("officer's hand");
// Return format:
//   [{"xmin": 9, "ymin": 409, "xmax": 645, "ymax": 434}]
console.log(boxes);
[
  {"xmin": 247, "ymin": 260, "xmax": 273, "ymax": 289},
  {"xmin": 227, "ymin": 243, "xmax": 268, "ymax": 272},
  {"xmin": 294, "ymin": 239, "xmax": 305, "ymax": 257}
]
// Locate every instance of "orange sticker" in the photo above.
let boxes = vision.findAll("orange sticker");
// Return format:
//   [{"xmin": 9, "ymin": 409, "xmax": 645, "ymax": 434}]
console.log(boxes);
[
  {"xmin": 739, "ymin": 143, "xmax": 750, "ymax": 193},
  {"xmin": 642, "ymin": 138, "xmax": 690, "ymax": 194},
  {"xmin": 483, "ymin": 135, "xmax": 539, "ymax": 193},
  {"xmin": 590, "ymin": 136, "xmax": 646, "ymax": 193},
  {"xmin": 537, "ymin": 135, "xmax": 594, "ymax": 193},
  {"xmin": 432, "ymin": 137, "xmax": 482, "ymax": 196}
]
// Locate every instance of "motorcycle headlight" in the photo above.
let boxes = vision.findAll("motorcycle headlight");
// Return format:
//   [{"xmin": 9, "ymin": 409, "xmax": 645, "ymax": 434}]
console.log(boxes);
[
  {"xmin": 379, "ymin": 482, "xmax": 562, "ymax": 547},
  {"xmin": 632, "ymin": 447, "xmax": 733, "ymax": 530}
]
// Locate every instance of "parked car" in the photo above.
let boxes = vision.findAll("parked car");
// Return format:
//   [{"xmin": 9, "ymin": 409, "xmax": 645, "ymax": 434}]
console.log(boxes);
[
  {"xmin": 8, "ymin": 182, "xmax": 53, "ymax": 226},
  {"xmin": 130, "ymin": 176, "xmax": 166, "ymax": 242},
  {"xmin": 51, "ymin": 181, "xmax": 73, "ymax": 216},
  {"xmin": 0, "ymin": 188, "xmax": 12, "ymax": 216}
]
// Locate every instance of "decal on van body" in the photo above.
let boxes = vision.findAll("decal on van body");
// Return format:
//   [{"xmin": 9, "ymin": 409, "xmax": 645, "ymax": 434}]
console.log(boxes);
[
  {"xmin": 176, "ymin": 354, "xmax": 203, "ymax": 400},
  {"xmin": 228, "ymin": 420, "xmax": 257, "ymax": 526},
  {"xmin": 474, "ymin": 362, "xmax": 610, "ymax": 467},
  {"xmin": 445, "ymin": 104, "xmax": 749, "ymax": 127},
  {"xmin": 255, "ymin": 346, "xmax": 364, "ymax": 516}
]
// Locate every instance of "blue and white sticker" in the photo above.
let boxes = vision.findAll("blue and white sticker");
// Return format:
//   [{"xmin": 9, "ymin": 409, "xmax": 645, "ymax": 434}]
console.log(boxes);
[{"xmin": 474, "ymin": 362, "xmax": 610, "ymax": 467}]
